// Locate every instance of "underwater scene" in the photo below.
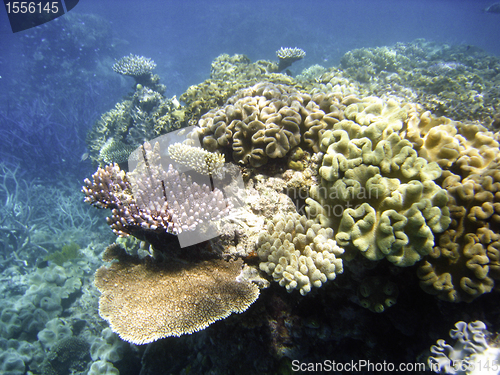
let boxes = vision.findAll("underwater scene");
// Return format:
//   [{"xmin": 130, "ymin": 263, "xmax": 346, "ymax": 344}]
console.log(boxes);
[{"xmin": 1, "ymin": 0, "xmax": 500, "ymax": 374}]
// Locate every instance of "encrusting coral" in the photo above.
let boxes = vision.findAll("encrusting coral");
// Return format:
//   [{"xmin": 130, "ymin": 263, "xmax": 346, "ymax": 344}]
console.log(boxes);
[
  {"xmin": 257, "ymin": 212, "xmax": 344, "ymax": 295},
  {"xmin": 95, "ymin": 244, "xmax": 260, "ymax": 344}
]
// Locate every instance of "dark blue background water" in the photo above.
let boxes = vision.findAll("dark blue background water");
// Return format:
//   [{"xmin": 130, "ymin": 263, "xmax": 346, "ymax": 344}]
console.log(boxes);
[{"xmin": 1, "ymin": 0, "xmax": 500, "ymax": 178}]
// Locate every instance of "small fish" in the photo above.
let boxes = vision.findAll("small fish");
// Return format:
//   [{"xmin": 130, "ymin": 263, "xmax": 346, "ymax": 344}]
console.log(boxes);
[
  {"xmin": 484, "ymin": 2, "xmax": 500, "ymax": 14},
  {"xmin": 80, "ymin": 152, "xmax": 89, "ymax": 162}
]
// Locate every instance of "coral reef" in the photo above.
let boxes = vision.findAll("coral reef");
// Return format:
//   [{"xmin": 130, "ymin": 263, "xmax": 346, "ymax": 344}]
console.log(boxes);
[
  {"xmin": 257, "ymin": 212, "xmax": 343, "ymax": 295},
  {"xmin": 71, "ymin": 42, "xmax": 500, "ymax": 374},
  {"xmin": 95, "ymin": 244, "xmax": 260, "ymax": 344},
  {"xmin": 337, "ymin": 40, "xmax": 500, "ymax": 125}
]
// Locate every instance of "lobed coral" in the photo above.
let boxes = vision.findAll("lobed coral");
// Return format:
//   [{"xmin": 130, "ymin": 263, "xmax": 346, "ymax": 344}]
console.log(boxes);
[
  {"xmin": 305, "ymin": 98, "xmax": 451, "ymax": 266},
  {"xmin": 178, "ymin": 53, "xmax": 327, "ymax": 127},
  {"xmin": 417, "ymin": 158, "xmax": 500, "ymax": 302},
  {"xmin": 407, "ymin": 110, "xmax": 500, "ymax": 302},
  {"xmin": 257, "ymin": 212, "xmax": 344, "ymax": 295},
  {"xmin": 196, "ymin": 82, "xmax": 345, "ymax": 167},
  {"xmin": 428, "ymin": 320, "xmax": 500, "ymax": 375}
]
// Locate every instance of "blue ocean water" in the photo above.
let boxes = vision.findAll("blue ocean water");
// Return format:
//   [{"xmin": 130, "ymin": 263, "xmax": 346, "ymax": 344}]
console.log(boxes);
[{"xmin": 0, "ymin": 0, "xmax": 500, "ymax": 374}]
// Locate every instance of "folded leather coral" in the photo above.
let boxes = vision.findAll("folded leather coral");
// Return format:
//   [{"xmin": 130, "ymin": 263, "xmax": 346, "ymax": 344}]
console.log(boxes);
[
  {"xmin": 196, "ymin": 82, "xmax": 344, "ymax": 167},
  {"xmin": 406, "ymin": 110, "xmax": 500, "ymax": 302},
  {"xmin": 305, "ymin": 98, "xmax": 451, "ymax": 267},
  {"xmin": 428, "ymin": 320, "xmax": 500, "ymax": 374}
]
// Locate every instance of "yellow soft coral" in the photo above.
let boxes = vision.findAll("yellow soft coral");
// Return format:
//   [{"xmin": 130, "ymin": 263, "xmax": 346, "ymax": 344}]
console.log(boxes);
[{"xmin": 306, "ymin": 102, "xmax": 450, "ymax": 267}]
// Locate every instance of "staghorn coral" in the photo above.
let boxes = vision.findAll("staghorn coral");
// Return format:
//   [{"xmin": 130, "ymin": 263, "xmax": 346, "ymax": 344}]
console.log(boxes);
[
  {"xmin": 276, "ymin": 47, "xmax": 306, "ymax": 72},
  {"xmin": 167, "ymin": 142, "xmax": 225, "ymax": 177},
  {"xmin": 196, "ymin": 82, "xmax": 345, "ymax": 167},
  {"xmin": 305, "ymin": 98, "xmax": 451, "ymax": 267},
  {"xmin": 257, "ymin": 212, "xmax": 344, "ymax": 295},
  {"xmin": 95, "ymin": 244, "xmax": 260, "ymax": 344},
  {"xmin": 82, "ymin": 141, "xmax": 233, "ymax": 250}
]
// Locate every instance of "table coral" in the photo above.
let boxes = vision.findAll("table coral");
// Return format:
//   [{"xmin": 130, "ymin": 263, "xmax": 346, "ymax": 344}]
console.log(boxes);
[
  {"xmin": 112, "ymin": 54, "xmax": 164, "ymax": 92},
  {"xmin": 257, "ymin": 212, "xmax": 344, "ymax": 295},
  {"xmin": 112, "ymin": 54, "xmax": 156, "ymax": 77},
  {"xmin": 95, "ymin": 244, "xmax": 260, "ymax": 344},
  {"xmin": 276, "ymin": 47, "xmax": 306, "ymax": 72}
]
